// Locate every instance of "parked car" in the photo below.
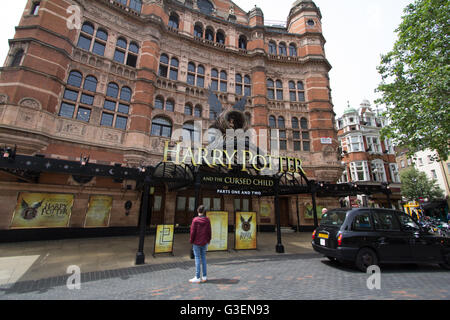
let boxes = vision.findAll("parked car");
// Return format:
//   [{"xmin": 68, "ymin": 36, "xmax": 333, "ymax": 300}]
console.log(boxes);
[{"xmin": 311, "ymin": 208, "xmax": 450, "ymax": 272}]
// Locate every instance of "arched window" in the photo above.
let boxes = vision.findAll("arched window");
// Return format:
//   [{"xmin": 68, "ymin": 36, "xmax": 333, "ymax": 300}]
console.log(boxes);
[
  {"xmin": 194, "ymin": 105, "xmax": 202, "ymax": 117},
  {"xmin": 278, "ymin": 116, "xmax": 285, "ymax": 129},
  {"xmin": 300, "ymin": 117, "xmax": 308, "ymax": 129},
  {"xmin": 194, "ymin": 23, "xmax": 203, "ymax": 38},
  {"xmin": 67, "ymin": 71, "xmax": 83, "ymax": 88},
  {"xmin": 165, "ymin": 99, "xmax": 175, "ymax": 112},
  {"xmin": 187, "ymin": 62, "xmax": 196, "ymax": 85},
  {"xmin": 101, "ymin": 84, "xmax": 131, "ymax": 130},
  {"xmin": 244, "ymin": 75, "xmax": 251, "ymax": 96},
  {"xmin": 220, "ymin": 71, "xmax": 227, "ymax": 92},
  {"xmin": 154, "ymin": 96, "xmax": 164, "ymax": 109},
  {"xmin": 268, "ymin": 41, "xmax": 277, "ymax": 55},
  {"xmin": 59, "ymin": 70, "xmax": 94, "ymax": 123},
  {"xmin": 159, "ymin": 54, "xmax": 169, "ymax": 77},
  {"xmin": 279, "ymin": 42, "xmax": 287, "ymax": 56},
  {"xmin": 275, "ymin": 80, "xmax": 283, "ymax": 100},
  {"xmin": 267, "ymin": 79, "xmax": 275, "ymax": 100},
  {"xmin": 211, "ymin": 68, "xmax": 219, "ymax": 91},
  {"xmin": 129, "ymin": 0, "xmax": 142, "ymax": 13},
  {"xmin": 289, "ymin": 81, "xmax": 296, "ymax": 101},
  {"xmin": 235, "ymin": 74, "xmax": 243, "ymax": 95},
  {"xmin": 289, "ymin": 43, "xmax": 297, "ymax": 57},
  {"xmin": 114, "ymin": 37, "xmax": 128, "ymax": 64},
  {"xmin": 198, "ymin": 0, "xmax": 214, "ymax": 15},
  {"xmin": 238, "ymin": 35, "xmax": 247, "ymax": 50},
  {"xmin": 197, "ymin": 65, "xmax": 205, "ymax": 88},
  {"xmin": 83, "ymin": 76, "xmax": 97, "ymax": 92},
  {"xmin": 169, "ymin": 57, "xmax": 179, "ymax": 80},
  {"xmin": 292, "ymin": 117, "xmax": 299, "ymax": 129},
  {"xmin": 216, "ymin": 31, "xmax": 225, "ymax": 44},
  {"xmin": 92, "ymin": 29, "xmax": 108, "ymax": 56},
  {"xmin": 184, "ymin": 103, "xmax": 193, "ymax": 115},
  {"xmin": 106, "ymin": 82, "xmax": 119, "ymax": 98},
  {"xmin": 205, "ymin": 27, "xmax": 214, "ymax": 41},
  {"xmin": 168, "ymin": 13, "xmax": 179, "ymax": 29},
  {"xmin": 269, "ymin": 115, "xmax": 276, "ymax": 128},
  {"xmin": 77, "ymin": 22, "xmax": 95, "ymax": 51},
  {"xmin": 151, "ymin": 117, "xmax": 172, "ymax": 137},
  {"xmin": 127, "ymin": 42, "xmax": 139, "ymax": 67},
  {"xmin": 297, "ymin": 81, "xmax": 305, "ymax": 101}
]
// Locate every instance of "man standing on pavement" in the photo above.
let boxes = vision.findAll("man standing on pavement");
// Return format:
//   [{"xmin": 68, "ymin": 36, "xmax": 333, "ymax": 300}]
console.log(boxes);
[{"xmin": 189, "ymin": 205, "xmax": 212, "ymax": 283}]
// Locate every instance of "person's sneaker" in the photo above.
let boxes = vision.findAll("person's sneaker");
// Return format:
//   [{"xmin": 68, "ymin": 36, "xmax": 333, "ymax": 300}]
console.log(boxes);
[
  {"xmin": 201, "ymin": 276, "xmax": 207, "ymax": 283},
  {"xmin": 189, "ymin": 277, "xmax": 201, "ymax": 284}
]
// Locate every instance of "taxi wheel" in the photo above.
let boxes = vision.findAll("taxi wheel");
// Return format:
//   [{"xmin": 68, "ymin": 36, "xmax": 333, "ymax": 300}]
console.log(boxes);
[{"xmin": 355, "ymin": 248, "xmax": 378, "ymax": 272}]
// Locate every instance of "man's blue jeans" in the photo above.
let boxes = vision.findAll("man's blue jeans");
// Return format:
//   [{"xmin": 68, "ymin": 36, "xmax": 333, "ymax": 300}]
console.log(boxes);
[{"xmin": 193, "ymin": 244, "xmax": 208, "ymax": 279}]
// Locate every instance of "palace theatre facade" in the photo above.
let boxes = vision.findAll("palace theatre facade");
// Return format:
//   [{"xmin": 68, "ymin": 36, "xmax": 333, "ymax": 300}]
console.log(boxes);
[{"xmin": 0, "ymin": 0, "xmax": 342, "ymax": 237}]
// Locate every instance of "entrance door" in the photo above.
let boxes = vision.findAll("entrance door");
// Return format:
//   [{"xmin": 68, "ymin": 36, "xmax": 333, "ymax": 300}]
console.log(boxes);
[{"xmin": 279, "ymin": 198, "xmax": 290, "ymax": 227}]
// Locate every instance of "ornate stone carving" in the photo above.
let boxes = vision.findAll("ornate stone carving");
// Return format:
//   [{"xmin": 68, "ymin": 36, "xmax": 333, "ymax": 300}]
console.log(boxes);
[
  {"xmin": 19, "ymin": 97, "xmax": 41, "ymax": 110},
  {"xmin": 61, "ymin": 122, "xmax": 85, "ymax": 136}
]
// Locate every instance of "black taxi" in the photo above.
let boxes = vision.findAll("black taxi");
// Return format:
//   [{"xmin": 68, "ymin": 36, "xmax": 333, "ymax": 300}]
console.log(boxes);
[{"xmin": 311, "ymin": 208, "xmax": 450, "ymax": 272}]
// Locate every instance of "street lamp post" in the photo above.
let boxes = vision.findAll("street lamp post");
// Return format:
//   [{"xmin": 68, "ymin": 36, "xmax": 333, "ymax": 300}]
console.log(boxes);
[{"xmin": 136, "ymin": 168, "xmax": 152, "ymax": 265}]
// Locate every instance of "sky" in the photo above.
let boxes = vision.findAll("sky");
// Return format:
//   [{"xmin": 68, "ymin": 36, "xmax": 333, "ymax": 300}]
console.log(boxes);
[{"xmin": 0, "ymin": 0, "xmax": 413, "ymax": 117}]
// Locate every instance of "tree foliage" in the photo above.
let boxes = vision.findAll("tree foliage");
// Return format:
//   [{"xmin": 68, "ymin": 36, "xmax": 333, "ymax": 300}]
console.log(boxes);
[
  {"xmin": 400, "ymin": 167, "xmax": 444, "ymax": 201},
  {"xmin": 376, "ymin": 0, "xmax": 450, "ymax": 160}
]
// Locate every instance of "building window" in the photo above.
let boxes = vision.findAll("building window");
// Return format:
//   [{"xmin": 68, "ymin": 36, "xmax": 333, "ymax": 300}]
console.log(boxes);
[
  {"xmin": 219, "ymin": 71, "xmax": 227, "ymax": 92},
  {"xmin": 238, "ymin": 35, "xmax": 247, "ymax": 50},
  {"xmin": 129, "ymin": 0, "xmax": 142, "ymax": 13},
  {"xmin": 197, "ymin": 65, "xmax": 205, "ymax": 88},
  {"xmin": 371, "ymin": 160, "xmax": 387, "ymax": 182},
  {"xmin": 216, "ymin": 30, "xmax": 225, "ymax": 44},
  {"xmin": 347, "ymin": 135, "xmax": 363, "ymax": 152},
  {"xmin": 269, "ymin": 115, "xmax": 276, "ymax": 129},
  {"xmin": 279, "ymin": 42, "xmax": 287, "ymax": 56},
  {"xmin": 159, "ymin": 54, "xmax": 169, "ymax": 77},
  {"xmin": 168, "ymin": 13, "xmax": 179, "ymax": 29},
  {"xmin": 169, "ymin": 57, "xmax": 179, "ymax": 80},
  {"xmin": 236, "ymin": 74, "xmax": 251, "ymax": 96},
  {"xmin": 205, "ymin": 27, "xmax": 214, "ymax": 41},
  {"xmin": 184, "ymin": 103, "xmax": 193, "ymax": 116},
  {"xmin": 114, "ymin": 37, "xmax": 127, "ymax": 64},
  {"xmin": 194, "ymin": 105, "xmax": 202, "ymax": 117},
  {"xmin": 289, "ymin": 43, "xmax": 297, "ymax": 57},
  {"xmin": 30, "ymin": 2, "xmax": 40, "ymax": 15},
  {"xmin": 187, "ymin": 63, "xmax": 202, "ymax": 87},
  {"xmin": 290, "ymin": 81, "xmax": 305, "ymax": 102},
  {"xmin": 275, "ymin": 80, "xmax": 283, "ymax": 100},
  {"xmin": 267, "ymin": 79, "xmax": 275, "ymax": 100},
  {"xmin": 154, "ymin": 96, "xmax": 174, "ymax": 112},
  {"xmin": 10, "ymin": 49, "xmax": 24, "ymax": 67},
  {"xmin": 92, "ymin": 29, "xmax": 108, "ymax": 56},
  {"xmin": 268, "ymin": 41, "xmax": 277, "ymax": 55},
  {"xmin": 183, "ymin": 122, "xmax": 200, "ymax": 143},
  {"xmin": 366, "ymin": 136, "xmax": 382, "ymax": 153},
  {"xmin": 151, "ymin": 117, "xmax": 172, "ymax": 137},
  {"xmin": 350, "ymin": 161, "xmax": 369, "ymax": 182},
  {"xmin": 194, "ymin": 23, "xmax": 203, "ymax": 38},
  {"xmin": 431, "ymin": 169, "xmax": 437, "ymax": 179},
  {"xmin": 59, "ymin": 70, "xmax": 96, "ymax": 123},
  {"xmin": 197, "ymin": 0, "xmax": 214, "ymax": 15},
  {"xmin": 390, "ymin": 164, "xmax": 400, "ymax": 183},
  {"xmin": 293, "ymin": 117, "xmax": 310, "ymax": 151},
  {"xmin": 101, "ymin": 83, "xmax": 131, "ymax": 130},
  {"xmin": 77, "ymin": 22, "xmax": 95, "ymax": 51}
]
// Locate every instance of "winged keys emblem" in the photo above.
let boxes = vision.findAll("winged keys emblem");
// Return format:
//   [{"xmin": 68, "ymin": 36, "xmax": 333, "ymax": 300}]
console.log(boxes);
[{"xmin": 208, "ymin": 87, "xmax": 249, "ymax": 132}]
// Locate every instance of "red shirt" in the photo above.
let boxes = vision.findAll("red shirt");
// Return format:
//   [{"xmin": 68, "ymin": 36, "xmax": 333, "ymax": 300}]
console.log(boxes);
[{"xmin": 190, "ymin": 216, "xmax": 212, "ymax": 246}]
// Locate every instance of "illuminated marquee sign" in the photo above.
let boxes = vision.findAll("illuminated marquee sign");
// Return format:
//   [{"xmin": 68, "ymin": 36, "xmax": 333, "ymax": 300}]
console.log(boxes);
[{"xmin": 163, "ymin": 141, "xmax": 306, "ymax": 175}]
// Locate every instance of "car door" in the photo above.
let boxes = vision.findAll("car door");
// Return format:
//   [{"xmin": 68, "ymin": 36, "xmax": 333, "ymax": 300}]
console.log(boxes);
[
  {"xmin": 396, "ymin": 212, "xmax": 442, "ymax": 262},
  {"xmin": 371, "ymin": 210, "xmax": 413, "ymax": 262},
  {"xmin": 346, "ymin": 210, "xmax": 375, "ymax": 249}
]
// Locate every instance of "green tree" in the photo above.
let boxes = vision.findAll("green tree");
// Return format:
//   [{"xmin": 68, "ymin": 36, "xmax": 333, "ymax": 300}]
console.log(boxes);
[
  {"xmin": 400, "ymin": 168, "xmax": 444, "ymax": 201},
  {"xmin": 376, "ymin": 0, "xmax": 450, "ymax": 160}
]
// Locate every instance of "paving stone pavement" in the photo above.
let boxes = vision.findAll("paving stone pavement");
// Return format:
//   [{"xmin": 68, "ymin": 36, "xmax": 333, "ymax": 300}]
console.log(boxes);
[{"xmin": 1, "ymin": 251, "xmax": 449, "ymax": 301}]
